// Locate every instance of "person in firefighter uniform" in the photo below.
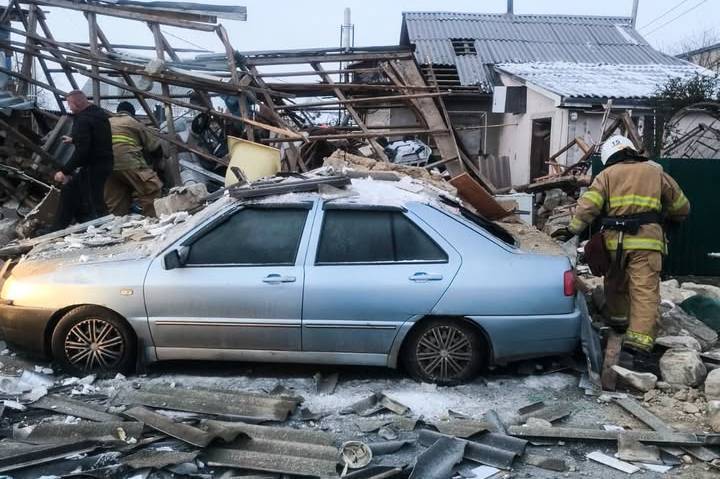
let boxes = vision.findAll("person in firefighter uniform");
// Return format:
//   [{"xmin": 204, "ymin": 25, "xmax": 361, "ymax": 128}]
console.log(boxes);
[{"xmin": 556, "ymin": 135, "xmax": 690, "ymax": 366}]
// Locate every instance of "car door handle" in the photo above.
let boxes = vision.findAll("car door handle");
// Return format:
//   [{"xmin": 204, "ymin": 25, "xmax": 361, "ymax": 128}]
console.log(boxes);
[
  {"xmin": 409, "ymin": 272, "xmax": 443, "ymax": 282},
  {"xmin": 262, "ymin": 274, "xmax": 296, "ymax": 284}
]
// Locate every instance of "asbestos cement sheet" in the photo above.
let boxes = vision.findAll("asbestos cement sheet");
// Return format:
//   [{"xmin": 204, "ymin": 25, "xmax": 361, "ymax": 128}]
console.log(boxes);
[
  {"xmin": 30, "ymin": 394, "xmax": 121, "ymax": 422},
  {"xmin": 0, "ymin": 440, "xmax": 99, "ymax": 473},
  {"xmin": 203, "ymin": 447, "xmax": 339, "ymax": 478},
  {"xmin": 419, "ymin": 430, "xmax": 522, "ymax": 469},
  {"xmin": 123, "ymin": 406, "xmax": 240, "ymax": 447},
  {"xmin": 120, "ymin": 449, "xmax": 199, "ymax": 469},
  {"xmin": 112, "ymin": 385, "xmax": 298, "ymax": 421},
  {"xmin": 26, "ymin": 421, "xmax": 144, "ymax": 444},
  {"xmin": 204, "ymin": 420, "xmax": 336, "ymax": 447},
  {"xmin": 409, "ymin": 436, "xmax": 465, "ymax": 479},
  {"xmin": 586, "ymin": 451, "xmax": 640, "ymax": 474}
]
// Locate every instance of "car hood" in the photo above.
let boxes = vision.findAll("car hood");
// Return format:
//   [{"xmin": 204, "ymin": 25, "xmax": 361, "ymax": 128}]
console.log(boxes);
[{"xmin": 12, "ymin": 196, "xmax": 235, "ymax": 279}]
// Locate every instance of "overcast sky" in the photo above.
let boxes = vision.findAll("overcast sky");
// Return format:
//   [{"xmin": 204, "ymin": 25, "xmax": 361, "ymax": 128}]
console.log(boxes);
[{"xmin": 25, "ymin": 0, "xmax": 720, "ymax": 57}]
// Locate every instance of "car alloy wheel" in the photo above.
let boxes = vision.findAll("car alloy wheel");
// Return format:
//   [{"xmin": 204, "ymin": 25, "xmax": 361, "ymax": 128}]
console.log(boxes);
[
  {"xmin": 415, "ymin": 325, "xmax": 473, "ymax": 382},
  {"xmin": 64, "ymin": 318, "xmax": 125, "ymax": 372}
]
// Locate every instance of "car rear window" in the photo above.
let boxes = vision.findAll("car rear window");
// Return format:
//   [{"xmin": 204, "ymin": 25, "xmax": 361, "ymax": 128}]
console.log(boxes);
[{"xmin": 316, "ymin": 209, "xmax": 448, "ymax": 264}]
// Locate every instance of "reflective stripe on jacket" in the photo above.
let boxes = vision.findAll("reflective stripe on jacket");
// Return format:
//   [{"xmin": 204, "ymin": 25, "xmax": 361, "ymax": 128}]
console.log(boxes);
[
  {"xmin": 567, "ymin": 160, "xmax": 690, "ymax": 253},
  {"xmin": 108, "ymin": 113, "xmax": 162, "ymax": 171}
]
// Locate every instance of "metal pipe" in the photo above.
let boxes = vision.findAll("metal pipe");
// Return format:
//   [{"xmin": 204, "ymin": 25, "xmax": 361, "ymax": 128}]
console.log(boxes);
[{"xmin": 631, "ymin": 0, "xmax": 639, "ymax": 28}]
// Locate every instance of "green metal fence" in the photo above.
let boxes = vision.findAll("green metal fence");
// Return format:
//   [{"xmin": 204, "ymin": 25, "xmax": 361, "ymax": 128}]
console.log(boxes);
[{"xmin": 592, "ymin": 157, "xmax": 720, "ymax": 277}]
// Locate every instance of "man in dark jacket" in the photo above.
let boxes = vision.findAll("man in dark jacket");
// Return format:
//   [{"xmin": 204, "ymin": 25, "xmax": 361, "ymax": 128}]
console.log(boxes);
[{"xmin": 52, "ymin": 90, "xmax": 114, "ymax": 230}]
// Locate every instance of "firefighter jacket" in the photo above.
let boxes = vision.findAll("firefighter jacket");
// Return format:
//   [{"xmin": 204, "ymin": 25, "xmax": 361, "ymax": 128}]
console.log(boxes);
[
  {"xmin": 567, "ymin": 160, "xmax": 690, "ymax": 253},
  {"xmin": 108, "ymin": 113, "xmax": 162, "ymax": 171}
]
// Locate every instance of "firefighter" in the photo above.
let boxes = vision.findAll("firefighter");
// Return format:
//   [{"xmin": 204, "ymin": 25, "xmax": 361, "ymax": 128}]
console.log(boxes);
[
  {"xmin": 555, "ymin": 135, "xmax": 690, "ymax": 366},
  {"xmin": 105, "ymin": 101, "xmax": 164, "ymax": 217}
]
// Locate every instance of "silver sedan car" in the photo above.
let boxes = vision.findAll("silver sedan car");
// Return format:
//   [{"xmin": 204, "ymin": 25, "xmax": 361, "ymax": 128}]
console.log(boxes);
[{"xmin": 0, "ymin": 180, "xmax": 582, "ymax": 384}]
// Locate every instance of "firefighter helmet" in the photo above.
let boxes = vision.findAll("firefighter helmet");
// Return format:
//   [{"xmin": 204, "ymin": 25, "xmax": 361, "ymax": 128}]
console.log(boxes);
[{"xmin": 600, "ymin": 135, "xmax": 637, "ymax": 165}]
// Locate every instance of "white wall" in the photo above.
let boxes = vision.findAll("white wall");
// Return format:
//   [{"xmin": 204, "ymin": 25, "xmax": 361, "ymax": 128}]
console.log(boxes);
[{"xmin": 495, "ymin": 74, "xmax": 568, "ymax": 185}]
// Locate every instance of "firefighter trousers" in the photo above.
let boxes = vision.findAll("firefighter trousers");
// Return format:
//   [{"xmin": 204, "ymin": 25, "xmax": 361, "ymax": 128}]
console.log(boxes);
[
  {"xmin": 104, "ymin": 168, "xmax": 163, "ymax": 217},
  {"xmin": 604, "ymin": 250, "xmax": 662, "ymax": 352}
]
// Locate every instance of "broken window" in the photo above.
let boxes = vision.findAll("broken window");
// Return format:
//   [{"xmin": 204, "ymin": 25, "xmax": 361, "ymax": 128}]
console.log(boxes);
[
  {"xmin": 316, "ymin": 209, "xmax": 448, "ymax": 264},
  {"xmin": 451, "ymin": 38, "xmax": 477, "ymax": 56},
  {"xmin": 186, "ymin": 207, "xmax": 308, "ymax": 266}
]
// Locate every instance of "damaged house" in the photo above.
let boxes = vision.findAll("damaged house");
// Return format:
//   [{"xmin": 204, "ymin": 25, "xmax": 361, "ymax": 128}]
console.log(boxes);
[{"xmin": 397, "ymin": 7, "xmax": 708, "ymax": 186}]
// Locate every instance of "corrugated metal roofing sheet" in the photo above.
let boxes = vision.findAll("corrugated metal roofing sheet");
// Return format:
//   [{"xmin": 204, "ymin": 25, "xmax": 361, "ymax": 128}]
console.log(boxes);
[
  {"xmin": 495, "ymin": 62, "xmax": 707, "ymax": 100},
  {"xmin": 402, "ymin": 11, "xmax": 687, "ymax": 91}
]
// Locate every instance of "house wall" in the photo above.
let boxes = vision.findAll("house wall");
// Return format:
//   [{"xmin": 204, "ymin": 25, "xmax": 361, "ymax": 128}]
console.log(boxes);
[{"xmin": 495, "ymin": 75, "xmax": 568, "ymax": 185}]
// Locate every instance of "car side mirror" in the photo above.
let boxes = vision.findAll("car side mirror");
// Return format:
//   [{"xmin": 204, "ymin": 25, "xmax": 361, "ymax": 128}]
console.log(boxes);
[{"xmin": 164, "ymin": 246, "xmax": 189, "ymax": 270}]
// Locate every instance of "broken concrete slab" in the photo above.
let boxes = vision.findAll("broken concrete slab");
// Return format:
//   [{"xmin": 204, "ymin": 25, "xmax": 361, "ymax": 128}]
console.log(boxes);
[
  {"xmin": 409, "ymin": 435, "xmax": 465, "ymax": 479},
  {"xmin": 30, "ymin": 394, "xmax": 121, "ymax": 422},
  {"xmin": 26, "ymin": 421, "xmax": 144, "ymax": 444},
  {"xmin": 680, "ymin": 282, "xmax": 720, "ymax": 301},
  {"xmin": 611, "ymin": 365, "xmax": 657, "ymax": 392},
  {"xmin": 658, "ymin": 306, "xmax": 718, "ymax": 351},
  {"xmin": 154, "ymin": 183, "xmax": 208, "ymax": 216},
  {"xmin": 341, "ymin": 392, "xmax": 409, "ymax": 416},
  {"xmin": 617, "ymin": 434, "xmax": 662, "ymax": 464},
  {"xmin": 120, "ymin": 449, "xmax": 199, "ymax": 470},
  {"xmin": 706, "ymin": 368, "xmax": 720, "ymax": 400},
  {"xmin": 659, "ymin": 349, "xmax": 707, "ymax": 387},
  {"xmin": 656, "ymin": 335, "xmax": 702, "ymax": 351},
  {"xmin": 523, "ymin": 454, "xmax": 568, "ymax": 472},
  {"xmin": 314, "ymin": 372, "xmax": 339, "ymax": 395},
  {"xmin": 203, "ymin": 447, "xmax": 339, "ymax": 478},
  {"xmin": 586, "ymin": 450, "xmax": 640, "ymax": 474},
  {"xmin": 112, "ymin": 385, "xmax": 299, "ymax": 421},
  {"xmin": 123, "ymin": 406, "xmax": 240, "ymax": 447}
]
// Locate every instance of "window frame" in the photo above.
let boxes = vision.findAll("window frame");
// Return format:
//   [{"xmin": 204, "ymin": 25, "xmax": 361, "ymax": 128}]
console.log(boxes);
[
  {"xmin": 182, "ymin": 202, "xmax": 313, "ymax": 268},
  {"xmin": 314, "ymin": 205, "xmax": 449, "ymax": 266}
]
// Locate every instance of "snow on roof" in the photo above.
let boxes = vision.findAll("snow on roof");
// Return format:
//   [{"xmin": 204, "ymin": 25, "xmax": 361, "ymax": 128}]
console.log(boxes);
[{"xmin": 495, "ymin": 61, "xmax": 710, "ymax": 100}]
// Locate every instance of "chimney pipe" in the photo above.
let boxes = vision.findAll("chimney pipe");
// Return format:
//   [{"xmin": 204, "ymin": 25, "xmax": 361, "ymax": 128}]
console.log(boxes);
[
  {"xmin": 342, "ymin": 7, "xmax": 352, "ymax": 51},
  {"xmin": 507, "ymin": 0, "xmax": 514, "ymax": 15},
  {"xmin": 631, "ymin": 0, "xmax": 639, "ymax": 28}
]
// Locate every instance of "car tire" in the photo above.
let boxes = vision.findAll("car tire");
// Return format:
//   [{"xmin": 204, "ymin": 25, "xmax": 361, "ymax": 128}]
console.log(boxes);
[
  {"xmin": 403, "ymin": 318, "xmax": 484, "ymax": 386},
  {"xmin": 51, "ymin": 305, "xmax": 135, "ymax": 377}
]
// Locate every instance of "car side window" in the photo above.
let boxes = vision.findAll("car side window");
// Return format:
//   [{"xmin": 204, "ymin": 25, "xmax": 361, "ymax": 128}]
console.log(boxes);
[
  {"xmin": 316, "ymin": 209, "xmax": 448, "ymax": 264},
  {"xmin": 186, "ymin": 208, "xmax": 308, "ymax": 266}
]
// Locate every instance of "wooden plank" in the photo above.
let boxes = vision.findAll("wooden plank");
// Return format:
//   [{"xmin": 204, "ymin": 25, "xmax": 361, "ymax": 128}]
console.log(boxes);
[
  {"xmin": 311, "ymin": 62, "xmax": 389, "ymax": 162},
  {"xmin": 507, "ymin": 426, "xmax": 707, "ymax": 446},
  {"xmin": 275, "ymin": 91, "xmax": 449, "ymax": 110},
  {"xmin": 244, "ymin": 51, "xmax": 413, "ymax": 66},
  {"xmin": 247, "ymin": 65, "xmax": 305, "ymax": 172},
  {"xmin": 94, "ymin": 23, "xmax": 159, "ymax": 127},
  {"xmin": 601, "ymin": 330, "xmax": 623, "ymax": 391},
  {"xmin": 18, "ymin": 1, "xmax": 37, "ymax": 97},
  {"xmin": 87, "ymin": 12, "xmax": 101, "ymax": 108},
  {"xmin": 385, "ymin": 59, "xmax": 464, "ymax": 177},
  {"xmin": 19, "ymin": 0, "xmax": 217, "ymax": 31},
  {"xmin": 0, "ymin": 117, "xmax": 55, "ymax": 162},
  {"xmin": 449, "ymin": 173, "xmax": 512, "ymax": 221},
  {"xmin": 36, "ymin": 11, "xmax": 79, "ymax": 90}
]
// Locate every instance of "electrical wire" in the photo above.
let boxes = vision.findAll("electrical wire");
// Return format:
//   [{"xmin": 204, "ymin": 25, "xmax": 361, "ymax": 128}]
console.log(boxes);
[
  {"xmin": 160, "ymin": 29, "xmax": 212, "ymax": 52},
  {"xmin": 642, "ymin": 0, "xmax": 709, "ymax": 36},
  {"xmin": 639, "ymin": 0, "xmax": 693, "ymax": 30}
]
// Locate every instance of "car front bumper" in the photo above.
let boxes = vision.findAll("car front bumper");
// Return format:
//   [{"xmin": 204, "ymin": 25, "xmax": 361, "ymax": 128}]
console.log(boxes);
[{"xmin": 0, "ymin": 302, "xmax": 55, "ymax": 356}]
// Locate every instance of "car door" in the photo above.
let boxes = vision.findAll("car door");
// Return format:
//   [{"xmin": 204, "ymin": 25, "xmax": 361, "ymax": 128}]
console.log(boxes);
[
  {"xmin": 143, "ymin": 202, "xmax": 315, "ymax": 355},
  {"xmin": 302, "ymin": 204, "xmax": 461, "ymax": 354}
]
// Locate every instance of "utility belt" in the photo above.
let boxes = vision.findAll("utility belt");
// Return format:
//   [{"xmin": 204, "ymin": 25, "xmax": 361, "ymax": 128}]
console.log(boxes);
[{"xmin": 601, "ymin": 212, "xmax": 662, "ymax": 271}]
